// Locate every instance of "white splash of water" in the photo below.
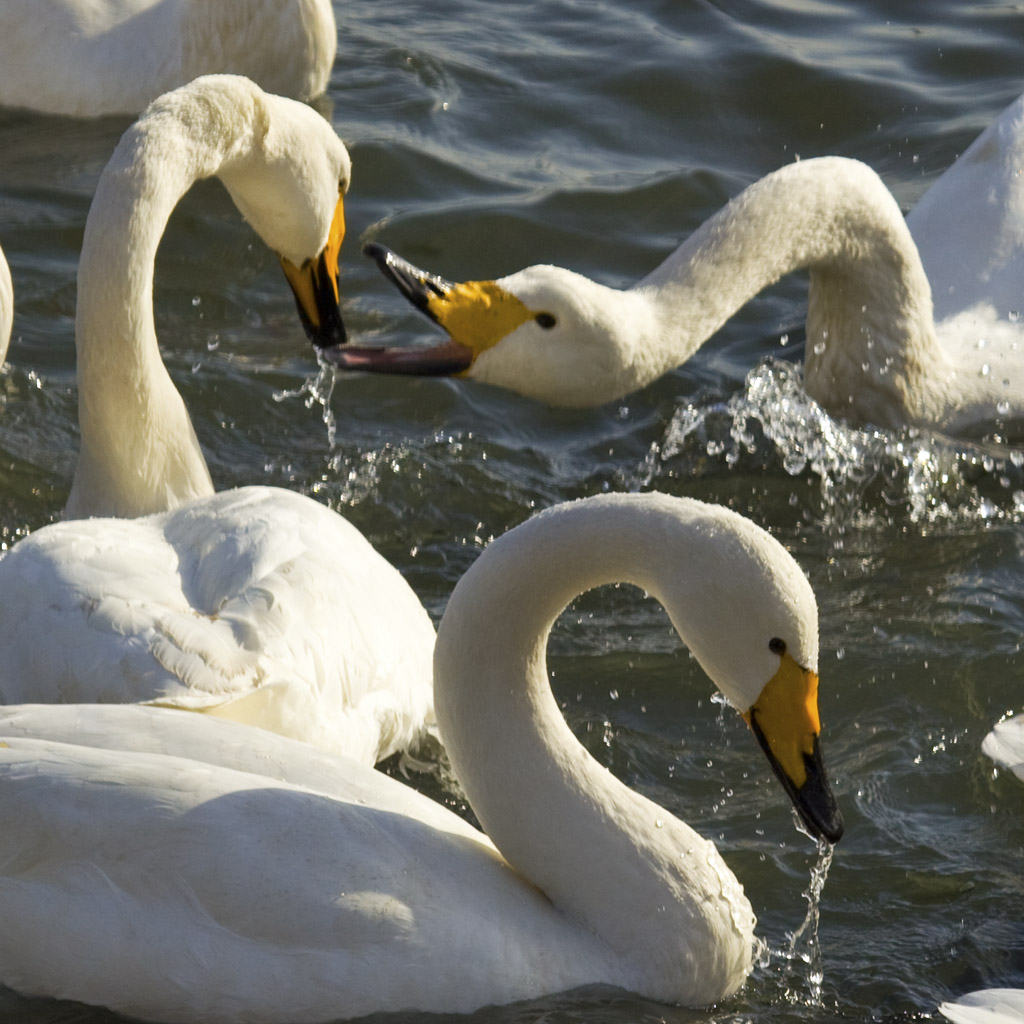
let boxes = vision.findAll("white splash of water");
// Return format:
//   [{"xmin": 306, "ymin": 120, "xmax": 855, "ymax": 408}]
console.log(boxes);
[{"xmin": 636, "ymin": 359, "xmax": 1024, "ymax": 526}]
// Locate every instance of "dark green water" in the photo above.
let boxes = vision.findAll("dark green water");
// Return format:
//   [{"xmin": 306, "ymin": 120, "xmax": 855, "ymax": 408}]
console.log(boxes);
[{"xmin": 0, "ymin": 1, "xmax": 1023, "ymax": 1022}]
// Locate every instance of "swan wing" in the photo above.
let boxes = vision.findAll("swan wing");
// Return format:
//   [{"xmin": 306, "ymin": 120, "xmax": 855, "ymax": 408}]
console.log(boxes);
[
  {"xmin": 908, "ymin": 93, "xmax": 1024, "ymax": 324},
  {"xmin": 0, "ymin": 487, "xmax": 435, "ymax": 764}
]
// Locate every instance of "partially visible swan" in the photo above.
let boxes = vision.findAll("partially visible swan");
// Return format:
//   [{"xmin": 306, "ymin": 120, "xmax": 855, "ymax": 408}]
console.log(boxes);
[
  {"xmin": 0, "ymin": 242, "xmax": 11, "ymax": 365},
  {"xmin": 982, "ymin": 716, "xmax": 1024, "ymax": 782},
  {"xmin": 0, "ymin": 0, "xmax": 336, "ymax": 117},
  {"xmin": 0, "ymin": 493, "xmax": 843, "ymax": 1023},
  {"xmin": 333, "ymin": 96, "xmax": 1024, "ymax": 435},
  {"xmin": 906, "ymin": 92, "xmax": 1024, "ymax": 329},
  {"xmin": 939, "ymin": 989, "xmax": 1024, "ymax": 1023},
  {"xmin": 0, "ymin": 77, "xmax": 436, "ymax": 767}
]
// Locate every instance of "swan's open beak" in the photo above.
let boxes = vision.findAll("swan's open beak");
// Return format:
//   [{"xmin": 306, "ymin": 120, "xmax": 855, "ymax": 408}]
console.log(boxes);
[
  {"xmin": 317, "ymin": 243, "xmax": 528, "ymax": 374},
  {"xmin": 281, "ymin": 195, "xmax": 347, "ymax": 347},
  {"xmin": 742, "ymin": 653, "xmax": 844, "ymax": 844}
]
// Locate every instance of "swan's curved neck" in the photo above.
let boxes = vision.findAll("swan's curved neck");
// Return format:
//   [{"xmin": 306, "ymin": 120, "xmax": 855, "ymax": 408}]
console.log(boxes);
[
  {"xmin": 434, "ymin": 495, "xmax": 755, "ymax": 1004},
  {"xmin": 634, "ymin": 158, "xmax": 945, "ymax": 428},
  {"xmin": 66, "ymin": 92, "xmax": 266, "ymax": 518}
]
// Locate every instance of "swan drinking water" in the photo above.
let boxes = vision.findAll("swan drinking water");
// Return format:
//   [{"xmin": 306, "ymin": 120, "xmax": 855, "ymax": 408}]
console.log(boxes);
[
  {"xmin": 328, "ymin": 93, "xmax": 1024, "ymax": 436},
  {"xmin": 0, "ymin": 491, "xmax": 842, "ymax": 1022},
  {"xmin": 0, "ymin": 77, "xmax": 437, "ymax": 766},
  {"xmin": 0, "ymin": 0, "xmax": 337, "ymax": 117}
]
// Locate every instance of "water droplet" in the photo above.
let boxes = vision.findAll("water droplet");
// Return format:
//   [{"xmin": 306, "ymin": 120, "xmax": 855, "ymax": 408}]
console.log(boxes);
[{"xmin": 813, "ymin": 341, "xmax": 826, "ymax": 355}]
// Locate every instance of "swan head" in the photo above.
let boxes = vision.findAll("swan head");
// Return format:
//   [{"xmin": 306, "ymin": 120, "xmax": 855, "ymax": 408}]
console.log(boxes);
[
  {"xmin": 644, "ymin": 498, "xmax": 843, "ymax": 845},
  {"xmin": 323, "ymin": 243, "xmax": 654, "ymax": 406},
  {"xmin": 196, "ymin": 78, "xmax": 351, "ymax": 346}
]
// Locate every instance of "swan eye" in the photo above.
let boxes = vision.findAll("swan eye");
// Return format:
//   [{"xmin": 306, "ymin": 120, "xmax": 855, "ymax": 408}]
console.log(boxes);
[
  {"xmin": 535, "ymin": 312, "xmax": 557, "ymax": 329},
  {"xmin": 768, "ymin": 637, "xmax": 786, "ymax": 655}
]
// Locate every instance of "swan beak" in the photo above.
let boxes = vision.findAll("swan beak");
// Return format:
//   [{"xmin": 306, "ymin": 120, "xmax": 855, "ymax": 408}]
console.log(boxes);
[
  {"xmin": 742, "ymin": 653, "xmax": 844, "ymax": 844},
  {"xmin": 281, "ymin": 195, "xmax": 347, "ymax": 347},
  {"xmin": 317, "ymin": 243, "xmax": 530, "ymax": 374}
]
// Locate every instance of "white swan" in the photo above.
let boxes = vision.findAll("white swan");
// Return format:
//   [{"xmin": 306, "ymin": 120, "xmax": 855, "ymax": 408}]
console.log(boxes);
[
  {"xmin": 939, "ymin": 989, "xmax": 1024, "ymax": 1023},
  {"xmin": 982, "ymin": 716, "xmax": 1024, "ymax": 782},
  {"xmin": 333, "ymin": 96, "xmax": 1024, "ymax": 435},
  {"xmin": 0, "ymin": 0, "xmax": 336, "ymax": 117},
  {"xmin": 0, "ymin": 492, "xmax": 843, "ymax": 1023},
  {"xmin": 0, "ymin": 241, "xmax": 11, "ymax": 365},
  {"xmin": 67, "ymin": 73, "xmax": 348, "ymax": 519},
  {"xmin": 0, "ymin": 76, "xmax": 436, "ymax": 767}
]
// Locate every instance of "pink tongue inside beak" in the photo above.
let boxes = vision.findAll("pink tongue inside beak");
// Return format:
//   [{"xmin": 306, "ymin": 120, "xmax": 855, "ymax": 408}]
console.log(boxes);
[{"xmin": 318, "ymin": 338, "xmax": 474, "ymax": 376}]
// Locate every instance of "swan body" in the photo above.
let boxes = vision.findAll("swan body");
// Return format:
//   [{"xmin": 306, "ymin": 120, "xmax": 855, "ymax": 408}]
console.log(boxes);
[
  {"xmin": 0, "ymin": 486, "xmax": 436, "ymax": 764},
  {"xmin": 338, "ymin": 97, "xmax": 1024, "ymax": 435},
  {"xmin": 939, "ymin": 989, "xmax": 1024, "ymax": 1023},
  {"xmin": 0, "ymin": 78, "xmax": 433, "ymax": 765},
  {"xmin": 0, "ymin": 493, "xmax": 843, "ymax": 1022},
  {"xmin": 0, "ymin": 0, "xmax": 337, "ymax": 117},
  {"xmin": 982, "ymin": 716, "xmax": 1024, "ymax": 781}
]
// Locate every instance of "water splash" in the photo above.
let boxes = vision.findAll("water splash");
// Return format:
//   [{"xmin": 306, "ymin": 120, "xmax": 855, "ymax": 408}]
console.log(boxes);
[
  {"xmin": 782, "ymin": 840, "xmax": 834, "ymax": 1006},
  {"xmin": 273, "ymin": 361, "xmax": 338, "ymax": 448},
  {"xmin": 636, "ymin": 359, "xmax": 1024, "ymax": 526},
  {"xmin": 757, "ymin": 839, "xmax": 835, "ymax": 1009}
]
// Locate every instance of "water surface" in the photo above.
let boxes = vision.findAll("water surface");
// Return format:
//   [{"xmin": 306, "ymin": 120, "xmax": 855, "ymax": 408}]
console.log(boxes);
[{"xmin": 0, "ymin": 1, "xmax": 1023, "ymax": 1022}]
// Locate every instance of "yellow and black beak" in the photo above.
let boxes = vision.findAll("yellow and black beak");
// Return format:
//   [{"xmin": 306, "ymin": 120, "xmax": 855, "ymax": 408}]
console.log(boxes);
[
  {"xmin": 319, "ymin": 242, "xmax": 530, "ymax": 374},
  {"xmin": 281, "ymin": 195, "xmax": 347, "ymax": 347},
  {"xmin": 743, "ymin": 652, "xmax": 844, "ymax": 844}
]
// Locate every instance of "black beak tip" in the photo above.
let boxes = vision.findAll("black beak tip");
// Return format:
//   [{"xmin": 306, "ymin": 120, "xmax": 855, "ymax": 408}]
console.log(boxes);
[
  {"xmin": 803, "ymin": 800, "xmax": 844, "ymax": 846},
  {"xmin": 363, "ymin": 241, "xmax": 391, "ymax": 264}
]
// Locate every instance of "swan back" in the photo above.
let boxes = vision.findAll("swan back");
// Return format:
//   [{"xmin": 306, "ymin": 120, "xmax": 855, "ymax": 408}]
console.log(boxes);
[
  {"xmin": 434, "ymin": 492, "xmax": 829, "ymax": 1005},
  {"xmin": 0, "ymin": 0, "xmax": 337, "ymax": 117}
]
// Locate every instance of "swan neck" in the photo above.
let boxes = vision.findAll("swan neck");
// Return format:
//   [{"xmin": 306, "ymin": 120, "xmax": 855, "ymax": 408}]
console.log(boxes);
[
  {"xmin": 68, "ymin": 92, "xmax": 265, "ymax": 517},
  {"xmin": 434, "ymin": 495, "xmax": 756, "ymax": 1001},
  {"xmin": 633, "ymin": 158, "xmax": 943, "ymax": 423}
]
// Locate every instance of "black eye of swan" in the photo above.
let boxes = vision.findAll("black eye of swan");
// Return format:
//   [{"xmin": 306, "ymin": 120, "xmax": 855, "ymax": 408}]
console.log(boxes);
[
  {"xmin": 535, "ymin": 312, "xmax": 557, "ymax": 329},
  {"xmin": 768, "ymin": 637, "xmax": 786, "ymax": 655}
]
